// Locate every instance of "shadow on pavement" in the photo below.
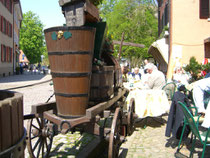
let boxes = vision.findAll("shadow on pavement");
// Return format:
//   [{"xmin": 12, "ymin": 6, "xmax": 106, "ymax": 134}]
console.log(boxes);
[{"xmin": 135, "ymin": 116, "xmax": 167, "ymax": 128}]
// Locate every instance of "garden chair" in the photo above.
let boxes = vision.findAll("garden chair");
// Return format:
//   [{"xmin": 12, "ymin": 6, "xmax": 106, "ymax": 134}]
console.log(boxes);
[
  {"xmin": 162, "ymin": 82, "xmax": 176, "ymax": 101},
  {"xmin": 177, "ymin": 101, "xmax": 210, "ymax": 158},
  {"xmin": 176, "ymin": 89, "xmax": 208, "ymax": 152}
]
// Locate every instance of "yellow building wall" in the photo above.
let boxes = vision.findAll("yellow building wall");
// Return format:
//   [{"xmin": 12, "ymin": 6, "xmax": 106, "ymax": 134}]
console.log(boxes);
[
  {"xmin": 167, "ymin": 0, "xmax": 210, "ymax": 79},
  {"xmin": 172, "ymin": 0, "xmax": 210, "ymax": 64}
]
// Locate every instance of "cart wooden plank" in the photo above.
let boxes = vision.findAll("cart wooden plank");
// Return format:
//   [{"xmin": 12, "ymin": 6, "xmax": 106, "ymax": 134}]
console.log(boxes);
[
  {"xmin": 86, "ymin": 88, "xmax": 127, "ymax": 118},
  {"xmin": 10, "ymin": 99, "xmax": 19, "ymax": 145},
  {"xmin": 0, "ymin": 101, "xmax": 12, "ymax": 151},
  {"xmin": 17, "ymin": 97, "xmax": 23, "ymax": 139},
  {"xmin": 31, "ymin": 102, "xmax": 57, "ymax": 114}
]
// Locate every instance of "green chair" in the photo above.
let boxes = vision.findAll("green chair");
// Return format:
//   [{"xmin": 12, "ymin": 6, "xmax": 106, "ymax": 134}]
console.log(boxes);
[
  {"xmin": 176, "ymin": 89, "xmax": 206, "ymax": 153},
  {"xmin": 177, "ymin": 101, "xmax": 210, "ymax": 158},
  {"xmin": 162, "ymin": 82, "xmax": 177, "ymax": 100}
]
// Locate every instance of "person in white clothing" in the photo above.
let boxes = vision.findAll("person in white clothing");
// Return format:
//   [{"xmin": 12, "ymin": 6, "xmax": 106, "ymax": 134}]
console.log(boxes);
[
  {"xmin": 144, "ymin": 63, "xmax": 166, "ymax": 89},
  {"xmin": 193, "ymin": 77, "xmax": 210, "ymax": 114},
  {"xmin": 173, "ymin": 66, "xmax": 189, "ymax": 86},
  {"xmin": 202, "ymin": 101, "xmax": 210, "ymax": 128}
]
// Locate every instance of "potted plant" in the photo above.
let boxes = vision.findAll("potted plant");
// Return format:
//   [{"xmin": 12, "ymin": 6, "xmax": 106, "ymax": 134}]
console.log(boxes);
[
  {"xmin": 183, "ymin": 57, "xmax": 202, "ymax": 83},
  {"xmin": 15, "ymin": 66, "xmax": 20, "ymax": 75}
]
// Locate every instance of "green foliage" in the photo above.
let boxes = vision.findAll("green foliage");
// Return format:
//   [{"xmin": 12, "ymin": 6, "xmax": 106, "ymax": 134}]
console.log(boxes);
[
  {"xmin": 183, "ymin": 57, "xmax": 202, "ymax": 82},
  {"xmin": 99, "ymin": 0, "xmax": 158, "ymax": 61},
  {"xmin": 202, "ymin": 63, "xmax": 210, "ymax": 73},
  {"xmin": 129, "ymin": 56, "xmax": 143, "ymax": 68},
  {"xmin": 42, "ymin": 51, "xmax": 49, "ymax": 66},
  {"xmin": 19, "ymin": 11, "xmax": 46, "ymax": 64}
]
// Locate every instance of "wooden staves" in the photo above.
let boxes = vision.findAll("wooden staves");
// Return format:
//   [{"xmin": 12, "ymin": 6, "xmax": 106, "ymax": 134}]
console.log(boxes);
[
  {"xmin": 44, "ymin": 26, "xmax": 96, "ymax": 118},
  {"xmin": 90, "ymin": 65, "xmax": 115, "ymax": 102},
  {"xmin": 59, "ymin": 0, "xmax": 99, "ymax": 26},
  {"xmin": 0, "ymin": 91, "xmax": 24, "ymax": 157}
]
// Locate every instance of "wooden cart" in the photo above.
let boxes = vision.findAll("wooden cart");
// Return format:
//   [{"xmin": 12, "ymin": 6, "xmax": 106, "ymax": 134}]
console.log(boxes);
[{"xmin": 24, "ymin": 87, "xmax": 135, "ymax": 158}]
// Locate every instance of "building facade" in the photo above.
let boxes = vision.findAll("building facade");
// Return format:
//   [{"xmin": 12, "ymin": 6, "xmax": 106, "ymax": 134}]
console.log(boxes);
[
  {"xmin": 149, "ymin": 0, "xmax": 210, "ymax": 79},
  {"xmin": 0, "ymin": 0, "xmax": 22, "ymax": 77},
  {"xmin": 13, "ymin": 0, "xmax": 22, "ymax": 72}
]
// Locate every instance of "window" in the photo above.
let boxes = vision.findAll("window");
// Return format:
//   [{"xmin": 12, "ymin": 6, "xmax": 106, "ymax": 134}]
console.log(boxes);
[
  {"xmin": 9, "ymin": 0, "xmax": 12, "ymax": 13},
  {"xmin": 3, "ymin": 0, "xmax": 6, "ymax": 6},
  {"xmin": 0, "ymin": 16, "xmax": 3, "ymax": 32},
  {"xmin": 1, "ymin": 45, "xmax": 2, "ymax": 62},
  {"xmin": 1, "ymin": 45, "xmax": 6, "ymax": 62},
  {"xmin": 200, "ymin": 0, "xmax": 209, "ymax": 19},
  {"xmin": 3, "ymin": 18, "xmax": 6, "ymax": 34},
  {"xmin": 10, "ymin": 48, "xmax": 12, "ymax": 62},
  {"xmin": 8, "ymin": 22, "xmax": 12, "ymax": 37},
  {"xmin": 3, "ymin": 45, "xmax": 6, "ymax": 62},
  {"xmin": 0, "ymin": 45, "xmax": 12, "ymax": 62}
]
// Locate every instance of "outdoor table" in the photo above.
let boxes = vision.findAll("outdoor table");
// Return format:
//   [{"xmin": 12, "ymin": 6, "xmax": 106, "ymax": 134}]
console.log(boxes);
[{"xmin": 126, "ymin": 88, "xmax": 170, "ymax": 118}]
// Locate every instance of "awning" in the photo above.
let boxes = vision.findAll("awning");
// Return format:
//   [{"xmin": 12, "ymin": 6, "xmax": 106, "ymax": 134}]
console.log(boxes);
[
  {"xmin": 149, "ymin": 38, "xmax": 169, "ymax": 64},
  {"xmin": 148, "ymin": 38, "xmax": 169, "ymax": 73}
]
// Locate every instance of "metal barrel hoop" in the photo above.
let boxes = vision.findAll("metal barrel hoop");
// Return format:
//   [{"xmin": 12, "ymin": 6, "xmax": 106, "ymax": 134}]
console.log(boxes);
[{"xmin": 0, "ymin": 128, "xmax": 26, "ymax": 158}]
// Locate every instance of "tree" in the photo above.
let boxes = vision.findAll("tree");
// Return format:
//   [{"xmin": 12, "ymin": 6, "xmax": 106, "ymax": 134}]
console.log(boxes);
[
  {"xmin": 20, "ymin": 11, "xmax": 46, "ymax": 64},
  {"xmin": 99, "ymin": 0, "xmax": 158, "ymax": 62}
]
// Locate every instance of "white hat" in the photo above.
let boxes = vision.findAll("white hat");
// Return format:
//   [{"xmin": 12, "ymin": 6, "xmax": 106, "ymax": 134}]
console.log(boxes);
[{"xmin": 144, "ymin": 63, "xmax": 155, "ymax": 70}]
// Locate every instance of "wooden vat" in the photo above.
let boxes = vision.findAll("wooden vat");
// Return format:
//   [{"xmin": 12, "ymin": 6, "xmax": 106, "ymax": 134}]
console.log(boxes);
[
  {"xmin": 44, "ymin": 26, "xmax": 96, "ymax": 118},
  {"xmin": 101, "ymin": 53, "xmax": 123, "ymax": 90},
  {"xmin": 0, "ymin": 91, "xmax": 24, "ymax": 157},
  {"xmin": 90, "ymin": 65, "xmax": 114, "ymax": 101}
]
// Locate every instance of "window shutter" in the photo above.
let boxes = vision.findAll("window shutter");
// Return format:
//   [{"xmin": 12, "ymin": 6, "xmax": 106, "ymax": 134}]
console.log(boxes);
[
  {"xmin": 200, "ymin": 0, "xmax": 209, "ymax": 19},
  {"xmin": 1, "ymin": 45, "xmax": 3, "ymax": 62},
  {"xmin": 6, "ymin": 47, "xmax": 8, "ymax": 62},
  {"xmin": 10, "ymin": 48, "xmax": 12, "ymax": 62},
  {"xmin": 6, "ymin": 21, "xmax": 9, "ymax": 36},
  {"xmin": 10, "ymin": 23, "xmax": 12, "ymax": 37},
  {"xmin": 7, "ymin": 0, "xmax": 9, "ymax": 10},
  {"xmin": 0, "ymin": 15, "xmax": 1, "ymax": 32},
  {"xmin": 6, "ymin": 21, "xmax": 8, "ymax": 35},
  {"xmin": 10, "ymin": 0, "xmax": 12, "ymax": 13},
  {"xmin": 1, "ymin": 16, "xmax": 3, "ymax": 32}
]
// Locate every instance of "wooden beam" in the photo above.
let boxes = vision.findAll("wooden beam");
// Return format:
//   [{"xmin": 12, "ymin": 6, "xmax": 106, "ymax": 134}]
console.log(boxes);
[
  {"xmin": 86, "ymin": 88, "xmax": 127, "ymax": 118},
  {"xmin": 113, "ymin": 40, "xmax": 145, "ymax": 48},
  {"xmin": 118, "ymin": 32, "xmax": 125, "ymax": 60}
]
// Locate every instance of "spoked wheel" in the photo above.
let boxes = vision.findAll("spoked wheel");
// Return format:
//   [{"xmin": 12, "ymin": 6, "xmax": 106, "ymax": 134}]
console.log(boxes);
[
  {"xmin": 27, "ymin": 116, "xmax": 54, "ymax": 158},
  {"xmin": 127, "ymin": 98, "xmax": 135, "ymax": 135},
  {"xmin": 108, "ymin": 107, "xmax": 123, "ymax": 158}
]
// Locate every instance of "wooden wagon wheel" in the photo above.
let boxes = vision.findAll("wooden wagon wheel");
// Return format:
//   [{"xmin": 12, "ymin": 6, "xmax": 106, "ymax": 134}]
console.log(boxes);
[
  {"xmin": 127, "ymin": 98, "xmax": 135, "ymax": 135},
  {"xmin": 27, "ymin": 116, "xmax": 54, "ymax": 158},
  {"xmin": 108, "ymin": 107, "xmax": 122, "ymax": 158}
]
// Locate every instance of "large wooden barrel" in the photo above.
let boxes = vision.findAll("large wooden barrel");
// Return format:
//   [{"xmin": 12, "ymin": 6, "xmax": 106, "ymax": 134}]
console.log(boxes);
[
  {"xmin": 101, "ymin": 53, "xmax": 123, "ymax": 90},
  {"xmin": 0, "ymin": 91, "xmax": 24, "ymax": 158},
  {"xmin": 90, "ymin": 65, "xmax": 114, "ymax": 101},
  {"xmin": 44, "ymin": 26, "xmax": 96, "ymax": 118}
]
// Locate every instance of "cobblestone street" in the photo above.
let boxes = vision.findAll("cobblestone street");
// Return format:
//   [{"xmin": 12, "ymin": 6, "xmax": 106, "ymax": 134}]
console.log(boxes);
[{"xmin": 0, "ymin": 74, "xmax": 210, "ymax": 158}]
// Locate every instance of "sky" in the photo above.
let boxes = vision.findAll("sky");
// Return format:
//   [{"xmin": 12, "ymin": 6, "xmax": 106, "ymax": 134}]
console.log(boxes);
[{"xmin": 20, "ymin": 0, "xmax": 66, "ymax": 29}]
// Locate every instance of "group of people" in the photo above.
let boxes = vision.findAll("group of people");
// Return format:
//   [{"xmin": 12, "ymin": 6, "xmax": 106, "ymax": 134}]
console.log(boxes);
[
  {"xmin": 121, "ymin": 60, "xmax": 166, "ymax": 90},
  {"xmin": 18, "ymin": 63, "xmax": 45, "ymax": 75}
]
